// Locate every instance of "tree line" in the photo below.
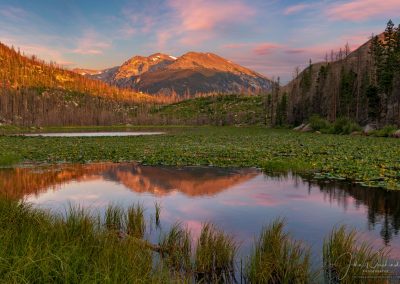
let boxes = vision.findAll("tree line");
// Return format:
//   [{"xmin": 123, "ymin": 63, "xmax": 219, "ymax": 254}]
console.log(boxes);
[{"xmin": 280, "ymin": 20, "xmax": 400, "ymax": 127}]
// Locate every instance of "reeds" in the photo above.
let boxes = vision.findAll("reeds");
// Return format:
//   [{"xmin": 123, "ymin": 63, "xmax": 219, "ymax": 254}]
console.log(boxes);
[
  {"xmin": 159, "ymin": 222, "xmax": 192, "ymax": 273},
  {"xmin": 0, "ymin": 197, "xmax": 392, "ymax": 283},
  {"xmin": 245, "ymin": 218, "xmax": 312, "ymax": 283},
  {"xmin": 195, "ymin": 222, "xmax": 238, "ymax": 282},
  {"xmin": 323, "ymin": 225, "xmax": 390, "ymax": 284},
  {"xmin": 126, "ymin": 203, "xmax": 146, "ymax": 238}
]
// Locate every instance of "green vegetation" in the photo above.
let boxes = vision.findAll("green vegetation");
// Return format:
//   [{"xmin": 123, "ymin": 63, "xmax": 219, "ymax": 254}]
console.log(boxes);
[
  {"xmin": 1, "ymin": 126, "xmax": 399, "ymax": 189},
  {"xmin": 0, "ymin": 197, "xmax": 392, "ymax": 282},
  {"xmin": 0, "ymin": 198, "xmax": 168, "ymax": 283},
  {"xmin": 245, "ymin": 219, "xmax": 312, "ymax": 283},
  {"xmin": 309, "ymin": 115, "xmax": 361, "ymax": 134},
  {"xmin": 195, "ymin": 223, "xmax": 237, "ymax": 282},
  {"xmin": 152, "ymin": 94, "xmax": 265, "ymax": 125},
  {"xmin": 323, "ymin": 226, "xmax": 389, "ymax": 284}
]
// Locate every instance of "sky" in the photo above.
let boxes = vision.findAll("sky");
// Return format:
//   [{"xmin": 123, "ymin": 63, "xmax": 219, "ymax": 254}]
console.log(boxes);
[{"xmin": 0, "ymin": 0, "xmax": 399, "ymax": 82}]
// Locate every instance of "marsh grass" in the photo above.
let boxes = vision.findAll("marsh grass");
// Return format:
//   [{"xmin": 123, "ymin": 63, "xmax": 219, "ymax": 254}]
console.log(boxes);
[
  {"xmin": 159, "ymin": 222, "xmax": 192, "ymax": 274},
  {"xmin": 105, "ymin": 205, "xmax": 124, "ymax": 232},
  {"xmin": 0, "ymin": 196, "xmax": 393, "ymax": 283},
  {"xmin": 323, "ymin": 226, "xmax": 390, "ymax": 284},
  {"xmin": 126, "ymin": 203, "xmax": 146, "ymax": 238},
  {"xmin": 245, "ymin": 219, "xmax": 313, "ymax": 283},
  {"xmin": 195, "ymin": 222, "xmax": 237, "ymax": 282},
  {"xmin": 0, "ymin": 198, "xmax": 170, "ymax": 283}
]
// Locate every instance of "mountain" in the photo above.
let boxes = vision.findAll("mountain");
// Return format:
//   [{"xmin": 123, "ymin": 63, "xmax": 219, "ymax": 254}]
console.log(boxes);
[
  {"xmin": 75, "ymin": 52, "xmax": 273, "ymax": 96},
  {"xmin": 281, "ymin": 27, "xmax": 400, "ymax": 127}
]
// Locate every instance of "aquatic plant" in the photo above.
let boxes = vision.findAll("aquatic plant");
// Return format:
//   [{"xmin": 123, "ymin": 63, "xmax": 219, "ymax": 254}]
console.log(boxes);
[
  {"xmin": 1, "ymin": 126, "xmax": 399, "ymax": 189},
  {"xmin": 195, "ymin": 222, "xmax": 237, "ymax": 282},
  {"xmin": 323, "ymin": 226, "xmax": 390, "ymax": 284},
  {"xmin": 245, "ymin": 218, "xmax": 312, "ymax": 283},
  {"xmin": 159, "ymin": 222, "xmax": 192, "ymax": 274},
  {"xmin": 105, "ymin": 205, "xmax": 124, "ymax": 232},
  {"xmin": 126, "ymin": 203, "xmax": 146, "ymax": 239}
]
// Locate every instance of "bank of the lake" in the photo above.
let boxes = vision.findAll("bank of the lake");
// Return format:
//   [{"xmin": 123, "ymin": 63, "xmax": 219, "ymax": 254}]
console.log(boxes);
[{"xmin": 1, "ymin": 126, "xmax": 399, "ymax": 189}]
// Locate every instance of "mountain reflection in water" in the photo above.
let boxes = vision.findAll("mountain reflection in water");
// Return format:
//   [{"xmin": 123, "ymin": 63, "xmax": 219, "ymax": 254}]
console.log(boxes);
[{"xmin": 0, "ymin": 163, "xmax": 399, "ymax": 258}]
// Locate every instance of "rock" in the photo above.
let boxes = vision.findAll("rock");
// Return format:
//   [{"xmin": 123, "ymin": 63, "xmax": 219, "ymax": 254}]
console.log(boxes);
[
  {"xmin": 393, "ymin": 130, "xmax": 400, "ymax": 138},
  {"xmin": 315, "ymin": 131, "xmax": 321, "ymax": 134},
  {"xmin": 293, "ymin": 123, "xmax": 305, "ymax": 131},
  {"xmin": 301, "ymin": 124, "xmax": 313, "ymax": 132},
  {"xmin": 363, "ymin": 124, "xmax": 376, "ymax": 134}
]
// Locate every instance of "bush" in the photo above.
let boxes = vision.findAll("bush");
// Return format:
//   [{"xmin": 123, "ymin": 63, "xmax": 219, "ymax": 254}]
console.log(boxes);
[
  {"xmin": 370, "ymin": 125, "xmax": 398, "ymax": 137},
  {"xmin": 331, "ymin": 117, "xmax": 361, "ymax": 135},
  {"xmin": 308, "ymin": 115, "xmax": 331, "ymax": 132}
]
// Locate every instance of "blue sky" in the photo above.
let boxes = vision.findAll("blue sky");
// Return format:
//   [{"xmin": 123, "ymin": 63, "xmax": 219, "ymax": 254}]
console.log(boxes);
[{"xmin": 0, "ymin": 0, "xmax": 398, "ymax": 82}]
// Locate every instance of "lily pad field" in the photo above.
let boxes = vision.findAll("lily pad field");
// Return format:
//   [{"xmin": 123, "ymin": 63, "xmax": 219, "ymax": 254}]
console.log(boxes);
[{"xmin": 1, "ymin": 126, "xmax": 399, "ymax": 190}]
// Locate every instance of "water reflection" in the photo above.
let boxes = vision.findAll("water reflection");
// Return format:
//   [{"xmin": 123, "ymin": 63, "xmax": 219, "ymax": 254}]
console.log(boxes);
[
  {"xmin": 0, "ymin": 163, "xmax": 399, "ymax": 258},
  {"xmin": 0, "ymin": 163, "xmax": 258, "ymax": 199}
]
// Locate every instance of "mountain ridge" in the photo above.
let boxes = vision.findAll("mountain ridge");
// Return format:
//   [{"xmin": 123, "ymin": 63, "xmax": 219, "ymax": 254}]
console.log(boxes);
[{"xmin": 74, "ymin": 51, "xmax": 273, "ymax": 96}]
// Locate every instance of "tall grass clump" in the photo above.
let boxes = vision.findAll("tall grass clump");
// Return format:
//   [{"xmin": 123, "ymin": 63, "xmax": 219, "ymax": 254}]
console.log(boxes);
[
  {"xmin": 126, "ymin": 203, "xmax": 146, "ymax": 238},
  {"xmin": 159, "ymin": 222, "xmax": 192, "ymax": 274},
  {"xmin": 195, "ymin": 223, "xmax": 237, "ymax": 282},
  {"xmin": 245, "ymin": 219, "xmax": 312, "ymax": 283},
  {"xmin": 323, "ymin": 226, "xmax": 390, "ymax": 284},
  {"xmin": 0, "ymin": 198, "xmax": 169, "ymax": 283},
  {"xmin": 105, "ymin": 205, "xmax": 124, "ymax": 232}
]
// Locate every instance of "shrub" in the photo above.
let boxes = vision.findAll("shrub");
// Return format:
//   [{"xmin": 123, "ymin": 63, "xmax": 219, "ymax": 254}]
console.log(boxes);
[
  {"xmin": 370, "ymin": 125, "xmax": 398, "ymax": 137},
  {"xmin": 309, "ymin": 115, "xmax": 331, "ymax": 132},
  {"xmin": 331, "ymin": 117, "xmax": 361, "ymax": 135}
]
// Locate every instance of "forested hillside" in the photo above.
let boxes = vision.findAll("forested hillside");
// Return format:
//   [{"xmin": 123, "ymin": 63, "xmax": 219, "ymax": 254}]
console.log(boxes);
[
  {"xmin": 0, "ymin": 42, "xmax": 159, "ymax": 126},
  {"xmin": 281, "ymin": 21, "xmax": 400, "ymax": 127}
]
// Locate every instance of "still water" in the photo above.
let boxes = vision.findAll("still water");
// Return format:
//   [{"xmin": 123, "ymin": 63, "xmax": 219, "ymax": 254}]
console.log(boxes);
[
  {"xmin": 21, "ymin": 132, "xmax": 164, "ymax": 137},
  {"xmin": 1, "ymin": 163, "xmax": 399, "ymax": 261}
]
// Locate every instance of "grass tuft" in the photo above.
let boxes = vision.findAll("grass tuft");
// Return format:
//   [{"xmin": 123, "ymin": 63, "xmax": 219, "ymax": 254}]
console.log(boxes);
[
  {"xmin": 323, "ymin": 225, "xmax": 390, "ymax": 284},
  {"xmin": 126, "ymin": 203, "xmax": 146, "ymax": 239},
  {"xmin": 195, "ymin": 222, "xmax": 237, "ymax": 282},
  {"xmin": 159, "ymin": 222, "xmax": 192, "ymax": 273},
  {"xmin": 245, "ymin": 218, "xmax": 313, "ymax": 283},
  {"xmin": 105, "ymin": 205, "xmax": 124, "ymax": 232}
]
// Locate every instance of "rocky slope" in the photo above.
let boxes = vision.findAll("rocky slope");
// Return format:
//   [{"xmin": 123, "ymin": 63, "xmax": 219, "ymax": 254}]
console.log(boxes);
[{"xmin": 74, "ymin": 52, "xmax": 272, "ymax": 96}]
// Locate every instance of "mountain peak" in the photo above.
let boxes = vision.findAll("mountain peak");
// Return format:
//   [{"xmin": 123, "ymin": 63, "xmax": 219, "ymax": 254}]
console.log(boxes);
[{"xmin": 77, "ymin": 51, "xmax": 272, "ymax": 95}]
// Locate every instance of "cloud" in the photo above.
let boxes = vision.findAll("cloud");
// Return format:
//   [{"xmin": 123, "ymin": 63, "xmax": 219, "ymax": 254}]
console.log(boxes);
[
  {"xmin": 168, "ymin": 0, "xmax": 254, "ymax": 32},
  {"xmin": 253, "ymin": 43, "xmax": 282, "ymax": 55},
  {"xmin": 72, "ymin": 30, "xmax": 111, "ymax": 55},
  {"xmin": 327, "ymin": 0, "xmax": 400, "ymax": 21},
  {"xmin": 284, "ymin": 3, "xmax": 310, "ymax": 15}
]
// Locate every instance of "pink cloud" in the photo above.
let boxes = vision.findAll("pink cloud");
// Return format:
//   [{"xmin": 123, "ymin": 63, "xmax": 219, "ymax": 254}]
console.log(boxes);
[
  {"xmin": 72, "ymin": 30, "xmax": 111, "ymax": 55},
  {"xmin": 168, "ymin": 0, "xmax": 255, "ymax": 32},
  {"xmin": 284, "ymin": 4, "xmax": 310, "ymax": 15},
  {"xmin": 253, "ymin": 43, "xmax": 282, "ymax": 55},
  {"xmin": 327, "ymin": 0, "xmax": 400, "ymax": 21}
]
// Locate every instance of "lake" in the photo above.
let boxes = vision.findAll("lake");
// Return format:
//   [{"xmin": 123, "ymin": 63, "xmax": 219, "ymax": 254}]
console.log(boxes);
[{"xmin": 1, "ymin": 163, "xmax": 399, "ymax": 264}]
